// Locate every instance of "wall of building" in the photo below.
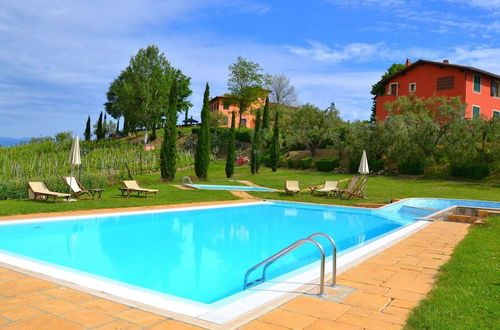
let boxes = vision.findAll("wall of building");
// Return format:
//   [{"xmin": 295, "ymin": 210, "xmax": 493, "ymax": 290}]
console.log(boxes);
[
  {"xmin": 209, "ymin": 96, "xmax": 266, "ymax": 129},
  {"xmin": 376, "ymin": 63, "xmax": 466, "ymax": 121},
  {"xmin": 464, "ymin": 72, "xmax": 500, "ymax": 119}
]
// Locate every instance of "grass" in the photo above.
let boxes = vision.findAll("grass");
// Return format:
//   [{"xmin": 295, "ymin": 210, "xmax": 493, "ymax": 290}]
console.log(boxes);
[
  {"xmin": 405, "ymin": 217, "xmax": 500, "ymax": 329},
  {"xmin": 0, "ymin": 161, "xmax": 498, "ymax": 217}
]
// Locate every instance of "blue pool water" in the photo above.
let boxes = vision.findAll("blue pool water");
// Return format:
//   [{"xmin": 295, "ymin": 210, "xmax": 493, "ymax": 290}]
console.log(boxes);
[
  {"xmin": 0, "ymin": 198, "xmax": 498, "ymax": 304},
  {"xmin": 188, "ymin": 184, "xmax": 275, "ymax": 192}
]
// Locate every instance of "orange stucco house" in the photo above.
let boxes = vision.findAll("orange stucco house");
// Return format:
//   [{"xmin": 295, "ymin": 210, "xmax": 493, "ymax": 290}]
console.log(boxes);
[
  {"xmin": 375, "ymin": 59, "xmax": 500, "ymax": 121},
  {"xmin": 209, "ymin": 95, "xmax": 268, "ymax": 129}
]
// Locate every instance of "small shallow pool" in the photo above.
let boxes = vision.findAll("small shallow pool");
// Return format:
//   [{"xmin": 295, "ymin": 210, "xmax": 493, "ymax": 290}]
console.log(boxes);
[{"xmin": 187, "ymin": 184, "xmax": 275, "ymax": 192}]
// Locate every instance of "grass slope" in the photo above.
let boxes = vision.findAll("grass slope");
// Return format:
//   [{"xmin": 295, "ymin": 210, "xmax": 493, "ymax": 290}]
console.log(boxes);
[
  {"xmin": 405, "ymin": 217, "xmax": 500, "ymax": 329},
  {"xmin": 0, "ymin": 161, "xmax": 498, "ymax": 217}
]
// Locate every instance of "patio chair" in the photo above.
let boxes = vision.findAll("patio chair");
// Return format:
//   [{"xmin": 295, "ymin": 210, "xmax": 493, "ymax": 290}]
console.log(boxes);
[
  {"xmin": 333, "ymin": 176, "xmax": 360, "ymax": 199},
  {"xmin": 285, "ymin": 180, "xmax": 300, "ymax": 195},
  {"xmin": 314, "ymin": 181, "xmax": 339, "ymax": 197},
  {"xmin": 338, "ymin": 177, "xmax": 368, "ymax": 200},
  {"xmin": 62, "ymin": 176, "xmax": 91, "ymax": 199},
  {"xmin": 120, "ymin": 180, "xmax": 159, "ymax": 198},
  {"xmin": 27, "ymin": 181, "xmax": 71, "ymax": 203}
]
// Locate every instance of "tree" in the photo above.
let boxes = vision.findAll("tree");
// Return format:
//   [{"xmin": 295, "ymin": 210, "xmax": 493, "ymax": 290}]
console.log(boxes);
[
  {"xmin": 226, "ymin": 56, "xmax": 266, "ymax": 128},
  {"xmin": 160, "ymin": 80, "xmax": 178, "ymax": 181},
  {"xmin": 194, "ymin": 83, "xmax": 211, "ymax": 180},
  {"xmin": 262, "ymin": 97, "xmax": 270, "ymax": 130},
  {"xmin": 225, "ymin": 111, "xmax": 236, "ymax": 178},
  {"xmin": 270, "ymin": 108, "xmax": 280, "ymax": 172},
  {"xmin": 284, "ymin": 104, "xmax": 342, "ymax": 156},
  {"xmin": 370, "ymin": 63, "xmax": 405, "ymax": 122},
  {"xmin": 116, "ymin": 118, "xmax": 120, "ymax": 135},
  {"xmin": 96, "ymin": 112, "xmax": 104, "ymax": 140},
  {"xmin": 84, "ymin": 116, "xmax": 91, "ymax": 141},
  {"xmin": 115, "ymin": 46, "xmax": 173, "ymax": 143},
  {"xmin": 266, "ymin": 74, "xmax": 298, "ymax": 105},
  {"xmin": 250, "ymin": 108, "xmax": 262, "ymax": 174}
]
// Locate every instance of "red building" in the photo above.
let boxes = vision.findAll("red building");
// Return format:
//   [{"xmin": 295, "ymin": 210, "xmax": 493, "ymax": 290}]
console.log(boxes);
[
  {"xmin": 209, "ymin": 94, "xmax": 267, "ymax": 129},
  {"xmin": 375, "ymin": 59, "xmax": 500, "ymax": 122}
]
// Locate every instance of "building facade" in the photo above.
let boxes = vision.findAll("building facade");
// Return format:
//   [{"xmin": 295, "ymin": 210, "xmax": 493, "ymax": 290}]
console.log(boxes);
[
  {"xmin": 209, "ymin": 95, "xmax": 267, "ymax": 129},
  {"xmin": 375, "ymin": 59, "xmax": 500, "ymax": 122}
]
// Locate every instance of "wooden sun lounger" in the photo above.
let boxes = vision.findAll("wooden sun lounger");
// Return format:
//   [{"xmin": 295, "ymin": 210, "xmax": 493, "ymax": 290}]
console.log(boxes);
[
  {"xmin": 28, "ymin": 182, "xmax": 71, "ymax": 203},
  {"xmin": 62, "ymin": 176, "xmax": 91, "ymax": 199},
  {"xmin": 333, "ymin": 176, "xmax": 360, "ymax": 199},
  {"xmin": 119, "ymin": 180, "xmax": 159, "ymax": 198},
  {"xmin": 285, "ymin": 180, "xmax": 300, "ymax": 195},
  {"xmin": 338, "ymin": 177, "xmax": 368, "ymax": 200}
]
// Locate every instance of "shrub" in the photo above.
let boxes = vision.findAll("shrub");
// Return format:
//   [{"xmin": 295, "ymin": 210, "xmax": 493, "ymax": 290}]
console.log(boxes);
[
  {"xmin": 370, "ymin": 159, "xmax": 385, "ymax": 172},
  {"xmin": 398, "ymin": 160, "xmax": 425, "ymax": 175},
  {"xmin": 299, "ymin": 157, "xmax": 313, "ymax": 170},
  {"xmin": 287, "ymin": 158, "xmax": 295, "ymax": 168},
  {"xmin": 315, "ymin": 158, "xmax": 340, "ymax": 172},
  {"xmin": 449, "ymin": 163, "xmax": 490, "ymax": 180},
  {"xmin": 235, "ymin": 129, "xmax": 252, "ymax": 143},
  {"xmin": 261, "ymin": 154, "xmax": 285, "ymax": 168}
]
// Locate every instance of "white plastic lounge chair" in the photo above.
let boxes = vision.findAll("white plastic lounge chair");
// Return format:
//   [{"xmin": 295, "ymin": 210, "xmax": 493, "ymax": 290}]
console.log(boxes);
[
  {"xmin": 315, "ymin": 181, "xmax": 339, "ymax": 197},
  {"xmin": 120, "ymin": 180, "xmax": 159, "ymax": 198},
  {"xmin": 28, "ymin": 181, "xmax": 70, "ymax": 203},
  {"xmin": 285, "ymin": 180, "xmax": 300, "ymax": 195}
]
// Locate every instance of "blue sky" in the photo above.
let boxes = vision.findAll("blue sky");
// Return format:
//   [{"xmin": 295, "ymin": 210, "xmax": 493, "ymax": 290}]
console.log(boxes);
[{"xmin": 0, "ymin": 0, "xmax": 499, "ymax": 138}]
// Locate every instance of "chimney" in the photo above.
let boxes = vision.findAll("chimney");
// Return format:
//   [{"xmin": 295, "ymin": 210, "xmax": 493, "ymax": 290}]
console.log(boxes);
[
  {"xmin": 405, "ymin": 58, "xmax": 412, "ymax": 67},
  {"xmin": 443, "ymin": 59, "xmax": 449, "ymax": 64}
]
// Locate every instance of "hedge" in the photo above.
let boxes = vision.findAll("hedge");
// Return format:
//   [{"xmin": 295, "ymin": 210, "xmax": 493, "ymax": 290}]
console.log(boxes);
[
  {"xmin": 449, "ymin": 162, "xmax": 490, "ymax": 180},
  {"xmin": 299, "ymin": 157, "xmax": 313, "ymax": 169},
  {"xmin": 315, "ymin": 158, "xmax": 340, "ymax": 172},
  {"xmin": 398, "ymin": 160, "xmax": 425, "ymax": 175}
]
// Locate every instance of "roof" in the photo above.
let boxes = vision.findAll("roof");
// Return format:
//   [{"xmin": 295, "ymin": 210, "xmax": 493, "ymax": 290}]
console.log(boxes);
[{"xmin": 380, "ymin": 59, "xmax": 500, "ymax": 85}]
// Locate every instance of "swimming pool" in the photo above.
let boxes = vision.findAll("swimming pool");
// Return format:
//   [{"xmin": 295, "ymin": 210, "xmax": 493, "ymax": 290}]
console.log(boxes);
[
  {"xmin": 187, "ymin": 184, "xmax": 275, "ymax": 192},
  {"xmin": 0, "ymin": 198, "xmax": 497, "ymax": 323}
]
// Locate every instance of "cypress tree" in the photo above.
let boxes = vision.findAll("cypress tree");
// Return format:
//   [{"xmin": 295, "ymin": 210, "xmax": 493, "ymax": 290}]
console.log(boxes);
[
  {"xmin": 116, "ymin": 118, "xmax": 120, "ymax": 136},
  {"xmin": 250, "ymin": 108, "xmax": 262, "ymax": 174},
  {"xmin": 225, "ymin": 111, "xmax": 236, "ymax": 178},
  {"xmin": 194, "ymin": 83, "xmax": 211, "ymax": 180},
  {"xmin": 262, "ymin": 97, "xmax": 270, "ymax": 130},
  {"xmin": 103, "ymin": 114, "xmax": 107, "ymax": 138},
  {"xmin": 160, "ymin": 81, "xmax": 178, "ymax": 181},
  {"xmin": 84, "ymin": 116, "xmax": 91, "ymax": 141},
  {"xmin": 97, "ymin": 112, "xmax": 103, "ymax": 141},
  {"xmin": 270, "ymin": 109, "xmax": 280, "ymax": 172}
]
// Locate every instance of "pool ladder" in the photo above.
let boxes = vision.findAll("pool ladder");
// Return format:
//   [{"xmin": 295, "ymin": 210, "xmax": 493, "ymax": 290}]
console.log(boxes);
[{"xmin": 243, "ymin": 233, "xmax": 337, "ymax": 297}]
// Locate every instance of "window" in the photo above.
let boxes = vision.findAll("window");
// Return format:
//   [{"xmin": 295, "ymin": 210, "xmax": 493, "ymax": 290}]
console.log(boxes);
[
  {"xmin": 409, "ymin": 82, "xmax": 416, "ymax": 93},
  {"xmin": 493, "ymin": 110, "xmax": 500, "ymax": 118},
  {"xmin": 473, "ymin": 74, "xmax": 481, "ymax": 93},
  {"xmin": 492, "ymin": 80, "xmax": 499, "ymax": 97},
  {"xmin": 240, "ymin": 118, "xmax": 247, "ymax": 127},
  {"xmin": 223, "ymin": 102, "xmax": 229, "ymax": 110},
  {"xmin": 389, "ymin": 83, "xmax": 398, "ymax": 96},
  {"xmin": 436, "ymin": 76, "xmax": 454, "ymax": 90},
  {"xmin": 472, "ymin": 105, "xmax": 480, "ymax": 118}
]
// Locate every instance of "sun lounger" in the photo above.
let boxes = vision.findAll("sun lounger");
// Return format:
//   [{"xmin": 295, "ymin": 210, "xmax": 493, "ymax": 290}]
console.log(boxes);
[
  {"xmin": 338, "ymin": 177, "xmax": 368, "ymax": 199},
  {"xmin": 119, "ymin": 180, "xmax": 159, "ymax": 198},
  {"xmin": 334, "ymin": 176, "xmax": 360, "ymax": 199},
  {"xmin": 28, "ymin": 181, "xmax": 71, "ymax": 203},
  {"xmin": 285, "ymin": 180, "xmax": 300, "ymax": 195},
  {"xmin": 314, "ymin": 181, "xmax": 339, "ymax": 197},
  {"xmin": 62, "ymin": 176, "xmax": 92, "ymax": 199}
]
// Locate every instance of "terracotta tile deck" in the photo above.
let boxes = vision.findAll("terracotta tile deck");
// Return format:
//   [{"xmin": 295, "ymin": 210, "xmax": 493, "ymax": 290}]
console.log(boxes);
[{"xmin": 0, "ymin": 213, "xmax": 469, "ymax": 329}]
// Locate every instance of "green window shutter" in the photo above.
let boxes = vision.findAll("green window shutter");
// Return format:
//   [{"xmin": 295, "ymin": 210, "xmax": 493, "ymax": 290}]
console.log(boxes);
[
  {"xmin": 472, "ymin": 106, "xmax": 480, "ymax": 118},
  {"xmin": 473, "ymin": 75, "xmax": 481, "ymax": 93},
  {"xmin": 494, "ymin": 111, "xmax": 500, "ymax": 118}
]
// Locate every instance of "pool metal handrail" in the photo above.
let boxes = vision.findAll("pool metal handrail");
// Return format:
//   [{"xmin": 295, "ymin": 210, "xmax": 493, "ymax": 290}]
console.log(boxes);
[
  {"xmin": 243, "ymin": 233, "xmax": 337, "ymax": 296},
  {"xmin": 307, "ymin": 233, "xmax": 337, "ymax": 286}
]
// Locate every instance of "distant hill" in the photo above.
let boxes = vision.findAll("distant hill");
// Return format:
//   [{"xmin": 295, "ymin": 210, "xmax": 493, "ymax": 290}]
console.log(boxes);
[{"xmin": 0, "ymin": 137, "xmax": 32, "ymax": 147}]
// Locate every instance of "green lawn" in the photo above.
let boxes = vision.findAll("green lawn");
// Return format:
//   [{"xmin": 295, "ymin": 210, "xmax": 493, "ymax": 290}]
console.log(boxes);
[
  {"xmin": 1, "ymin": 161, "xmax": 498, "ymax": 216},
  {"xmin": 405, "ymin": 217, "xmax": 500, "ymax": 329}
]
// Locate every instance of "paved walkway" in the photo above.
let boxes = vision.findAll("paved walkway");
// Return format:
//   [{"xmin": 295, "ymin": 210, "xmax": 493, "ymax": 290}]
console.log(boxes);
[{"xmin": 0, "ymin": 220, "xmax": 469, "ymax": 329}]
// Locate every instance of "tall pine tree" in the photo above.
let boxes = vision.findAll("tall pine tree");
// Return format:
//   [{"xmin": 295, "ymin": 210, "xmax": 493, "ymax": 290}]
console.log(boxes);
[
  {"xmin": 84, "ymin": 116, "xmax": 91, "ymax": 141},
  {"xmin": 194, "ymin": 83, "xmax": 211, "ymax": 180},
  {"xmin": 97, "ymin": 112, "xmax": 103, "ymax": 141},
  {"xmin": 262, "ymin": 97, "xmax": 270, "ymax": 130},
  {"xmin": 270, "ymin": 109, "xmax": 280, "ymax": 172},
  {"xmin": 225, "ymin": 111, "xmax": 236, "ymax": 178},
  {"xmin": 160, "ymin": 81, "xmax": 178, "ymax": 181},
  {"xmin": 250, "ymin": 108, "xmax": 262, "ymax": 174}
]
